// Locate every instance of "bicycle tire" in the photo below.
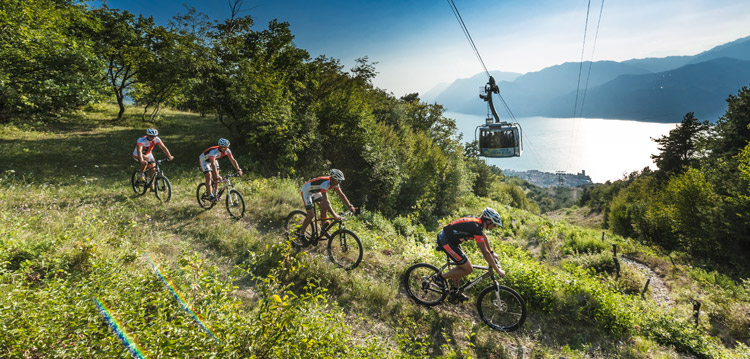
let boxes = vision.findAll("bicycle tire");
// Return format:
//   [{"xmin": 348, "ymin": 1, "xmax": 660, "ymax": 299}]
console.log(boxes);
[
  {"xmin": 131, "ymin": 170, "xmax": 148, "ymax": 196},
  {"xmin": 476, "ymin": 285, "xmax": 526, "ymax": 332},
  {"xmin": 196, "ymin": 183, "xmax": 215, "ymax": 210},
  {"xmin": 154, "ymin": 176, "xmax": 171, "ymax": 202},
  {"xmin": 327, "ymin": 229, "xmax": 363, "ymax": 270},
  {"xmin": 403, "ymin": 263, "xmax": 448, "ymax": 306},
  {"xmin": 284, "ymin": 210, "xmax": 312, "ymax": 248},
  {"xmin": 225, "ymin": 189, "xmax": 245, "ymax": 219}
]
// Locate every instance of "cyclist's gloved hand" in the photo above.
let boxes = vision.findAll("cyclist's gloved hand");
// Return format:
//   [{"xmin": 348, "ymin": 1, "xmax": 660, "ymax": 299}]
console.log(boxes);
[
  {"xmin": 237, "ymin": 169, "xmax": 243, "ymax": 176},
  {"xmin": 349, "ymin": 205, "xmax": 356, "ymax": 214},
  {"xmin": 140, "ymin": 159, "xmax": 148, "ymax": 165},
  {"xmin": 217, "ymin": 175, "xmax": 223, "ymax": 182},
  {"xmin": 167, "ymin": 155, "xmax": 174, "ymax": 161},
  {"xmin": 334, "ymin": 213, "xmax": 342, "ymax": 222}
]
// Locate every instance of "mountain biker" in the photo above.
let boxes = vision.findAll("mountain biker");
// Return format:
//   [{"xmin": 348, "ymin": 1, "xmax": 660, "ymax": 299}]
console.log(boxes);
[
  {"xmin": 132, "ymin": 128, "xmax": 174, "ymax": 183},
  {"xmin": 199, "ymin": 138, "xmax": 242, "ymax": 201},
  {"xmin": 433, "ymin": 207, "xmax": 505, "ymax": 302},
  {"xmin": 296, "ymin": 169, "xmax": 356, "ymax": 241}
]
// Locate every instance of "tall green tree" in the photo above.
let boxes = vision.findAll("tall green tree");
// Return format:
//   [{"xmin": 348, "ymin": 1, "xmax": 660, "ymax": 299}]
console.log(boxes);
[
  {"xmin": 651, "ymin": 112, "xmax": 708, "ymax": 179},
  {"xmin": 0, "ymin": 0, "xmax": 103, "ymax": 122},
  {"xmin": 91, "ymin": 7, "xmax": 154, "ymax": 120}
]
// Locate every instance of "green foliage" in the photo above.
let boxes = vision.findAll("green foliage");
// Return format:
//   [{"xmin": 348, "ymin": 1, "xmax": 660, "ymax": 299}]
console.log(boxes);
[{"xmin": 0, "ymin": 0, "xmax": 105, "ymax": 122}]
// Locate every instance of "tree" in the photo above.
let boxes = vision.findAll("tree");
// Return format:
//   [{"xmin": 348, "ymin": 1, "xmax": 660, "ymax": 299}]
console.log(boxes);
[
  {"xmin": 0, "ymin": 0, "xmax": 104, "ymax": 122},
  {"xmin": 651, "ymin": 112, "xmax": 708, "ymax": 179},
  {"xmin": 91, "ymin": 7, "xmax": 154, "ymax": 120}
]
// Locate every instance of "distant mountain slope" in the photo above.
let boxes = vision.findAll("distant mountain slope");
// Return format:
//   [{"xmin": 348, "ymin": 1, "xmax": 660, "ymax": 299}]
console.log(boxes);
[
  {"xmin": 428, "ymin": 35, "xmax": 750, "ymax": 122},
  {"xmin": 427, "ymin": 70, "xmax": 520, "ymax": 106},
  {"xmin": 541, "ymin": 57, "xmax": 750, "ymax": 122}
]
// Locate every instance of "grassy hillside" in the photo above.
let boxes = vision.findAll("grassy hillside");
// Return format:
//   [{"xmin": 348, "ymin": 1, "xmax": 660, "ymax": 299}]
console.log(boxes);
[{"xmin": 1, "ymin": 105, "xmax": 749, "ymax": 358}]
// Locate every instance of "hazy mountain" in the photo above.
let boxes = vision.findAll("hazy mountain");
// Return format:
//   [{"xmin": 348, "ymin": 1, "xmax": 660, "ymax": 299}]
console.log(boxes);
[
  {"xmin": 426, "ymin": 70, "xmax": 520, "ymax": 105},
  {"xmin": 542, "ymin": 57, "xmax": 750, "ymax": 122},
  {"xmin": 428, "ymin": 35, "xmax": 750, "ymax": 122},
  {"xmin": 420, "ymin": 82, "xmax": 451, "ymax": 103}
]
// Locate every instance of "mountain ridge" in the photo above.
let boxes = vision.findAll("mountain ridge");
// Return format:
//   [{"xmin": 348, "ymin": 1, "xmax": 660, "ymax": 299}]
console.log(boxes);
[{"xmin": 423, "ymin": 35, "xmax": 750, "ymax": 122}]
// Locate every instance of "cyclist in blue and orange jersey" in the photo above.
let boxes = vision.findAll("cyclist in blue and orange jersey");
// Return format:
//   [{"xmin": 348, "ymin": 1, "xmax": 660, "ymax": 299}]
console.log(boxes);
[
  {"xmin": 296, "ymin": 169, "xmax": 356, "ymax": 241},
  {"xmin": 198, "ymin": 138, "xmax": 242, "ymax": 200},
  {"xmin": 132, "ymin": 128, "xmax": 174, "ymax": 181},
  {"xmin": 433, "ymin": 207, "xmax": 505, "ymax": 301}
]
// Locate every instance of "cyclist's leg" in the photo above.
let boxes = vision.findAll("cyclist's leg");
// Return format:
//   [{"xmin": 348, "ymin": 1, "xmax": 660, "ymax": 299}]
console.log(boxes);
[
  {"xmin": 203, "ymin": 171, "xmax": 213, "ymax": 198},
  {"xmin": 299, "ymin": 208, "xmax": 315, "ymax": 236},
  {"xmin": 144, "ymin": 154, "xmax": 156, "ymax": 178},
  {"xmin": 436, "ymin": 231, "xmax": 473, "ymax": 284}
]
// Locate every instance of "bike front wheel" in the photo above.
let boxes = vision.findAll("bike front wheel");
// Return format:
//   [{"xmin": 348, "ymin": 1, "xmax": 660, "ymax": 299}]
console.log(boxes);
[
  {"xmin": 403, "ymin": 263, "xmax": 447, "ymax": 306},
  {"xmin": 196, "ymin": 183, "xmax": 215, "ymax": 209},
  {"xmin": 131, "ymin": 170, "xmax": 148, "ymax": 196},
  {"xmin": 476, "ymin": 285, "xmax": 526, "ymax": 332},
  {"xmin": 154, "ymin": 176, "xmax": 171, "ymax": 202},
  {"xmin": 284, "ymin": 210, "xmax": 311, "ymax": 248},
  {"xmin": 225, "ymin": 189, "xmax": 245, "ymax": 219},
  {"xmin": 327, "ymin": 229, "xmax": 363, "ymax": 270}
]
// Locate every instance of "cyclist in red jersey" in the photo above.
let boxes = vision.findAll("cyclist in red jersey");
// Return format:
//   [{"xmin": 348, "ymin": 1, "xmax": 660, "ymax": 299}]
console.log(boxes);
[
  {"xmin": 132, "ymin": 128, "xmax": 174, "ymax": 182},
  {"xmin": 433, "ymin": 207, "xmax": 505, "ymax": 301},
  {"xmin": 198, "ymin": 138, "xmax": 242, "ymax": 200},
  {"xmin": 296, "ymin": 169, "xmax": 356, "ymax": 241}
]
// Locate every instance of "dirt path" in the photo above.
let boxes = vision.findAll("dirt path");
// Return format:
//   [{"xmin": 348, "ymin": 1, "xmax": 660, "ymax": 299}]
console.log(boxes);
[{"xmin": 620, "ymin": 256, "xmax": 674, "ymax": 307}]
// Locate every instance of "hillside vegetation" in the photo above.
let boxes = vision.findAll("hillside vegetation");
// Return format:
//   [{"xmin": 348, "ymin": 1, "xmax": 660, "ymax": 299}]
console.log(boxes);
[{"xmin": 2, "ymin": 106, "xmax": 749, "ymax": 359}]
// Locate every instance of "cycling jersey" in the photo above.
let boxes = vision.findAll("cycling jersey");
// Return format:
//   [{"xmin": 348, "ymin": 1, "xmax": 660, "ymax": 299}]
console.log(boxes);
[
  {"xmin": 132, "ymin": 136, "xmax": 162, "ymax": 157},
  {"xmin": 300, "ymin": 176, "xmax": 340, "ymax": 210},
  {"xmin": 442, "ymin": 217, "xmax": 487, "ymax": 244},
  {"xmin": 436, "ymin": 217, "xmax": 488, "ymax": 265},
  {"xmin": 199, "ymin": 146, "xmax": 233, "ymax": 162},
  {"xmin": 198, "ymin": 146, "xmax": 233, "ymax": 173}
]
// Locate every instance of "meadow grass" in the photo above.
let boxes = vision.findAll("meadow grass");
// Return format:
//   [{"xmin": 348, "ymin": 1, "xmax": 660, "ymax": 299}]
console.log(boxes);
[{"xmin": 1, "ymin": 105, "xmax": 749, "ymax": 358}]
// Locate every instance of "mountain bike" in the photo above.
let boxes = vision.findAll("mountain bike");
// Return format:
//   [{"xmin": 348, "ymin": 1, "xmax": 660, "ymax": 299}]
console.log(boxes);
[
  {"xmin": 284, "ymin": 206, "xmax": 363, "ymax": 271},
  {"xmin": 403, "ymin": 255, "xmax": 526, "ymax": 332},
  {"xmin": 196, "ymin": 173, "xmax": 245, "ymax": 219},
  {"xmin": 130, "ymin": 158, "xmax": 171, "ymax": 202}
]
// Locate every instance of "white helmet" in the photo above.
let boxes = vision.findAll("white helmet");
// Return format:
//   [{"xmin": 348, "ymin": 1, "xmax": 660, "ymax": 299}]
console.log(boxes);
[
  {"xmin": 218, "ymin": 138, "xmax": 230, "ymax": 147},
  {"xmin": 481, "ymin": 207, "xmax": 502, "ymax": 226},
  {"xmin": 146, "ymin": 128, "xmax": 158, "ymax": 136},
  {"xmin": 330, "ymin": 168, "xmax": 345, "ymax": 181}
]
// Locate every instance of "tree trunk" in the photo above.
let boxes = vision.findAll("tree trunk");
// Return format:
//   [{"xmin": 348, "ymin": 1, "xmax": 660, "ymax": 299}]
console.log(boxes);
[{"xmin": 115, "ymin": 88, "xmax": 125, "ymax": 121}]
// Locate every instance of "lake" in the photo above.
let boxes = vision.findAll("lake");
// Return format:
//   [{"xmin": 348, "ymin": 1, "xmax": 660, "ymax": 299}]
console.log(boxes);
[{"xmin": 445, "ymin": 112, "xmax": 678, "ymax": 183}]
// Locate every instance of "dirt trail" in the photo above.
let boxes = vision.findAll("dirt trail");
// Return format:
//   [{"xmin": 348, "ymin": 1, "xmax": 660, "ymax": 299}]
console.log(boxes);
[{"xmin": 620, "ymin": 256, "xmax": 674, "ymax": 307}]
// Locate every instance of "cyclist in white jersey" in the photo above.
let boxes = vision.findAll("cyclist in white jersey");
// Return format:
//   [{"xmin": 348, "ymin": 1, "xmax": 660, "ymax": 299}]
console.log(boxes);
[
  {"xmin": 132, "ymin": 128, "xmax": 174, "ymax": 181},
  {"xmin": 296, "ymin": 169, "xmax": 356, "ymax": 240},
  {"xmin": 198, "ymin": 138, "xmax": 242, "ymax": 200}
]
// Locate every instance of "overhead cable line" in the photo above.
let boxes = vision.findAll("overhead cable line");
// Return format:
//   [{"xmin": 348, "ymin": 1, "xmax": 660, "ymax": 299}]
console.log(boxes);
[
  {"xmin": 447, "ymin": 0, "xmax": 490, "ymax": 78},
  {"xmin": 579, "ymin": 0, "xmax": 605, "ymax": 116},
  {"xmin": 446, "ymin": 0, "xmax": 517, "ymax": 123},
  {"xmin": 573, "ymin": 0, "xmax": 592, "ymax": 117}
]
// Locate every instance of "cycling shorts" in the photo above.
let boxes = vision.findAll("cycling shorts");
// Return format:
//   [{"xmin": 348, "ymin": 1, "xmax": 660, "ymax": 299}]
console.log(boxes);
[
  {"xmin": 133, "ymin": 153, "xmax": 155, "ymax": 163},
  {"xmin": 301, "ymin": 190, "xmax": 323, "ymax": 210},
  {"xmin": 199, "ymin": 160, "xmax": 219, "ymax": 174},
  {"xmin": 436, "ymin": 230, "xmax": 468, "ymax": 265}
]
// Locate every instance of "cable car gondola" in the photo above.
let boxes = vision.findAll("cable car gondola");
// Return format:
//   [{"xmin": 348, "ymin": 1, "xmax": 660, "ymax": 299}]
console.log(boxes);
[{"xmin": 476, "ymin": 76, "xmax": 522, "ymax": 158}]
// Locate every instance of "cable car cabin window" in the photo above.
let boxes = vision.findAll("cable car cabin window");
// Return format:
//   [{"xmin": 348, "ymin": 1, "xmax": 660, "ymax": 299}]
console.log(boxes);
[{"xmin": 479, "ymin": 126, "xmax": 521, "ymax": 158}]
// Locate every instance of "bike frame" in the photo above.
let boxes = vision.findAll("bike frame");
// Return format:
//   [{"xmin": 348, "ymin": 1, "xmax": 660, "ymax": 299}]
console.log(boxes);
[
  {"xmin": 437, "ymin": 256, "xmax": 499, "ymax": 294},
  {"xmin": 144, "ymin": 159, "xmax": 166, "ymax": 184},
  {"xmin": 308, "ymin": 202, "xmax": 350, "ymax": 243}
]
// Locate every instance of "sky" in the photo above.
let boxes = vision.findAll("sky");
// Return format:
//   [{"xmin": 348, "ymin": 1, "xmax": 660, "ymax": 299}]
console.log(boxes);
[{"xmin": 103, "ymin": 0, "xmax": 750, "ymax": 97}]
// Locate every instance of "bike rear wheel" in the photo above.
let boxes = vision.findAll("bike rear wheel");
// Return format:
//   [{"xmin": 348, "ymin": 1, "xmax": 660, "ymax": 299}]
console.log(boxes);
[
  {"xmin": 284, "ymin": 210, "xmax": 311, "ymax": 248},
  {"xmin": 131, "ymin": 170, "xmax": 148, "ymax": 196},
  {"xmin": 154, "ymin": 176, "xmax": 171, "ymax": 202},
  {"xmin": 225, "ymin": 189, "xmax": 245, "ymax": 219},
  {"xmin": 476, "ymin": 285, "xmax": 526, "ymax": 332},
  {"xmin": 196, "ymin": 183, "xmax": 215, "ymax": 209},
  {"xmin": 403, "ymin": 263, "xmax": 448, "ymax": 306},
  {"xmin": 327, "ymin": 229, "xmax": 363, "ymax": 270}
]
